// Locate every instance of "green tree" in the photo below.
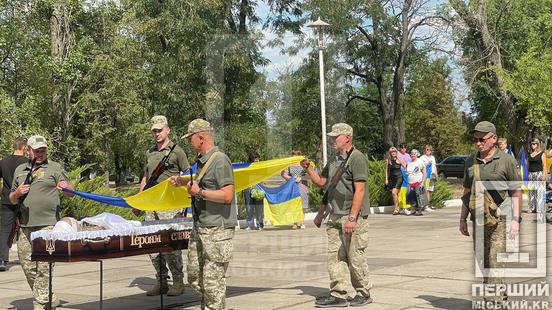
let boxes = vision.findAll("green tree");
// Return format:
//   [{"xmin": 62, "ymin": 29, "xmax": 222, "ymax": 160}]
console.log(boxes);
[
  {"xmin": 302, "ymin": 0, "xmax": 447, "ymax": 150},
  {"xmin": 403, "ymin": 57, "xmax": 469, "ymax": 159},
  {"xmin": 450, "ymin": 0, "xmax": 552, "ymax": 140}
]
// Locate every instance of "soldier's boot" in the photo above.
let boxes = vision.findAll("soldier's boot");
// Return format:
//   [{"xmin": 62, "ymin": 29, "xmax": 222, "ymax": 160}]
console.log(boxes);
[
  {"xmin": 167, "ymin": 276, "xmax": 185, "ymax": 296},
  {"xmin": 146, "ymin": 278, "xmax": 169, "ymax": 296}
]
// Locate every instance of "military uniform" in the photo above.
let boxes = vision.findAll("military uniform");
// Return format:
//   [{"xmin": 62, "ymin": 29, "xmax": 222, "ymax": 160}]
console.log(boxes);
[
  {"xmin": 463, "ymin": 146, "xmax": 520, "ymax": 299},
  {"xmin": 186, "ymin": 147, "xmax": 236, "ymax": 310},
  {"xmin": 321, "ymin": 148, "xmax": 372, "ymax": 300},
  {"xmin": 12, "ymin": 158, "xmax": 68, "ymax": 310},
  {"xmin": 144, "ymin": 141, "xmax": 189, "ymax": 290}
]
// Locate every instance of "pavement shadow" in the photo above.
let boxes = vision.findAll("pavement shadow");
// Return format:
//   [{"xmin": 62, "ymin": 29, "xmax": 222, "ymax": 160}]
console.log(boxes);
[
  {"xmin": 128, "ymin": 276, "xmax": 157, "ymax": 292},
  {"xmin": 65, "ymin": 283, "xmax": 281, "ymax": 310},
  {"xmin": 8, "ymin": 297, "xmax": 33, "ymax": 310},
  {"xmin": 287, "ymin": 285, "xmax": 327, "ymax": 299},
  {"xmin": 1, "ymin": 264, "xmax": 17, "ymax": 272},
  {"xmin": 9, "ymin": 298, "xmax": 66, "ymax": 310},
  {"xmin": 417, "ymin": 294, "xmax": 472, "ymax": 309}
]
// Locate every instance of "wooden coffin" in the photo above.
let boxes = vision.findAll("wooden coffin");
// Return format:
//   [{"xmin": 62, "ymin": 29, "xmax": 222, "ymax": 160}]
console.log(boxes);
[{"xmin": 31, "ymin": 228, "xmax": 191, "ymax": 262}]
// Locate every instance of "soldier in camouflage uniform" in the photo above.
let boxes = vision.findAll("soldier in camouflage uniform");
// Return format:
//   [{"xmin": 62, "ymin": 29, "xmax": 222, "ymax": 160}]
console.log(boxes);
[
  {"xmin": 10, "ymin": 135, "xmax": 74, "ymax": 310},
  {"xmin": 459, "ymin": 121, "xmax": 521, "ymax": 305},
  {"xmin": 170, "ymin": 119, "xmax": 236, "ymax": 310},
  {"xmin": 301, "ymin": 123, "xmax": 373, "ymax": 308},
  {"xmin": 139, "ymin": 115, "xmax": 190, "ymax": 296}
]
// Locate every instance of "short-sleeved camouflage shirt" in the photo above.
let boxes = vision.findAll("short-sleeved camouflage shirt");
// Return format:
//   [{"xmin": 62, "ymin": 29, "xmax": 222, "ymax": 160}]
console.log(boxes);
[
  {"xmin": 194, "ymin": 147, "xmax": 237, "ymax": 228},
  {"xmin": 144, "ymin": 141, "xmax": 189, "ymax": 184},
  {"xmin": 11, "ymin": 160, "xmax": 68, "ymax": 227},
  {"xmin": 144, "ymin": 141, "xmax": 189, "ymax": 220},
  {"xmin": 463, "ymin": 147, "xmax": 521, "ymax": 200},
  {"xmin": 321, "ymin": 148, "xmax": 371, "ymax": 216}
]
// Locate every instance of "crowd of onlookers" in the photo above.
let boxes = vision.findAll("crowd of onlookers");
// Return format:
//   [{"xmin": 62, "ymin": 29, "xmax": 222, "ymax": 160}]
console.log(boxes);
[
  {"xmin": 385, "ymin": 143, "xmax": 437, "ymax": 216},
  {"xmin": 384, "ymin": 137, "xmax": 552, "ymax": 220},
  {"xmin": 244, "ymin": 136, "xmax": 552, "ymax": 227}
]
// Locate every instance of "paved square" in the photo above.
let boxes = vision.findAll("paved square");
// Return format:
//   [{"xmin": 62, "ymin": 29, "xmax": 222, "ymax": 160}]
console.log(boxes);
[{"xmin": 1, "ymin": 203, "xmax": 550, "ymax": 309}]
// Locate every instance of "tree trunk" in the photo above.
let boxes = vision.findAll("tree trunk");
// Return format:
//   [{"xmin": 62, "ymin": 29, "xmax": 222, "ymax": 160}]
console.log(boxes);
[
  {"xmin": 393, "ymin": 0, "xmax": 412, "ymax": 147},
  {"xmin": 379, "ymin": 79, "xmax": 394, "ymax": 151},
  {"xmin": 398, "ymin": 118, "xmax": 406, "ymax": 144},
  {"xmin": 50, "ymin": 3, "xmax": 73, "ymax": 163},
  {"xmin": 104, "ymin": 136, "xmax": 110, "ymax": 186},
  {"xmin": 449, "ymin": 0, "xmax": 519, "ymax": 131}
]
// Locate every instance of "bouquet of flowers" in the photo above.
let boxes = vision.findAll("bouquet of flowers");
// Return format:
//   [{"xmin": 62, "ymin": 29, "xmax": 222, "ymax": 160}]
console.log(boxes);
[{"xmin": 250, "ymin": 188, "xmax": 265, "ymax": 200}]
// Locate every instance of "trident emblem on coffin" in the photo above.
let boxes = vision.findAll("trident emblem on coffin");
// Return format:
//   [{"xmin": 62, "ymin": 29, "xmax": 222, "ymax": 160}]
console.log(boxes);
[{"xmin": 45, "ymin": 239, "xmax": 55, "ymax": 255}]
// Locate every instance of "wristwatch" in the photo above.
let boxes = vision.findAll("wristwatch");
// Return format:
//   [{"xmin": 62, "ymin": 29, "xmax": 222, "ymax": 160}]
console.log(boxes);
[
  {"xmin": 197, "ymin": 188, "xmax": 204, "ymax": 200},
  {"xmin": 512, "ymin": 216, "xmax": 522, "ymax": 223},
  {"xmin": 347, "ymin": 215, "xmax": 357, "ymax": 222}
]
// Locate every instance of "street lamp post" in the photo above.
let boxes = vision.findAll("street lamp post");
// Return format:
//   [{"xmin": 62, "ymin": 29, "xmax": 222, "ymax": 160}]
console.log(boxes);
[{"xmin": 308, "ymin": 17, "xmax": 330, "ymax": 166}]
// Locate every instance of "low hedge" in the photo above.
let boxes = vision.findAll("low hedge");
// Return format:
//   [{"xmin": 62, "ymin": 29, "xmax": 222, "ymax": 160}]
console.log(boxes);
[{"xmin": 61, "ymin": 165, "xmax": 143, "ymax": 220}]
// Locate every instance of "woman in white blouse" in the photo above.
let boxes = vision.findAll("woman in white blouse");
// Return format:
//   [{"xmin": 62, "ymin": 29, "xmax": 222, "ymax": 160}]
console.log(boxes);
[
  {"xmin": 420, "ymin": 145, "xmax": 438, "ymax": 209},
  {"xmin": 406, "ymin": 149, "xmax": 427, "ymax": 216}
]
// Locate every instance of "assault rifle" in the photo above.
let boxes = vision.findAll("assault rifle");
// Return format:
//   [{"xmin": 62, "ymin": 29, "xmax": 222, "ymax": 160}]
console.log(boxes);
[
  {"xmin": 189, "ymin": 168, "xmax": 197, "ymax": 221},
  {"xmin": 143, "ymin": 144, "xmax": 177, "ymax": 191},
  {"xmin": 314, "ymin": 148, "xmax": 355, "ymax": 228},
  {"xmin": 7, "ymin": 159, "xmax": 36, "ymax": 248}
]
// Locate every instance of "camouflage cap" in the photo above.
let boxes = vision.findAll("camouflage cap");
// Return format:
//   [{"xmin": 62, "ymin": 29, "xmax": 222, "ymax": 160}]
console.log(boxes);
[
  {"xmin": 150, "ymin": 115, "xmax": 168, "ymax": 131},
  {"xmin": 28, "ymin": 135, "xmax": 48, "ymax": 149},
  {"xmin": 327, "ymin": 123, "xmax": 353, "ymax": 137},
  {"xmin": 470, "ymin": 121, "xmax": 496, "ymax": 135},
  {"xmin": 182, "ymin": 118, "xmax": 212, "ymax": 139}
]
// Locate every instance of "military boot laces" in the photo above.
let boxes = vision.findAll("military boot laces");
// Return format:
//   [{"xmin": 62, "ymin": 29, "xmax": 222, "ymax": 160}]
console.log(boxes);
[
  {"xmin": 146, "ymin": 279, "xmax": 169, "ymax": 296},
  {"xmin": 166, "ymin": 277, "xmax": 185, "ymax": 296}
]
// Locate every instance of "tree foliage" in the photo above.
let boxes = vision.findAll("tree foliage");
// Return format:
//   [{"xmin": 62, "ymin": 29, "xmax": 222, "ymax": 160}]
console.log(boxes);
[
  {"xmin": 403, "ymin": 57, "xmax": 470, "ymax": 159},
  {"xmin": 450, "ymin": 0, "xmax": 552, "ymax": 141},
  {"xmin": 0, "ymin": 0, "xmax": 270, "ymax": 182}
]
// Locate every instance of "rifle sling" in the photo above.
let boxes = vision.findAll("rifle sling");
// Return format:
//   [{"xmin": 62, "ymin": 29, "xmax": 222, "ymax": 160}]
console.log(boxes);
[
  {"xmin": 190, "ymin": 151, "xmax": 221, "ymax": 219},
  {"xmin": 472, "ymin": 160, "xmax": 504, "ymax": 207},
  {"xmin": 324, "ymin": 147, "xmax": 356, "ymax": 207},
  {"xmin": 145, "ymin": 143, "xmax": 177, "ymax": 186},
  {"xmin": 195, "ymin": 151, "xmax": 221, "ymax": 184},
  {"xmin": 328, "ymin": 148, "xmax": 355, "ymax": 186}
]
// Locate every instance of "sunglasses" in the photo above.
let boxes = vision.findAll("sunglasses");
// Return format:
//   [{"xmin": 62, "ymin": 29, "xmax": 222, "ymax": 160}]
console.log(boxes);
[
  {"xmin": 472, "ymin": 136, "xmax": 491, "ymax": 143},
  {"xmin": 531, "ymin": 142, "xmax": 539, "ymax": 145}
]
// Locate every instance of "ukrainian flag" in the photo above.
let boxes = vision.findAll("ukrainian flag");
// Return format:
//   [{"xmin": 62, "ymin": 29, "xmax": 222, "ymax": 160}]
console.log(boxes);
[
  {"xmin": 65, "ymin": 156, "xmax": 305, "ymax": 211},
  {"xmin": 257, "ymin": 179, "xmax": 303, "ymax": 226},
  {"xmin": 398, "ymin": 167, "xmax": 412, "ymax": 209},
  {"xmin": 519, "ymin": 147, "xmax": 528, "ymax": 192}
]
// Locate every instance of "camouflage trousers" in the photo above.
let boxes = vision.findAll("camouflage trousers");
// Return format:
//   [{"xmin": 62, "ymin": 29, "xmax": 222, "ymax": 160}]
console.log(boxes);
[
  {"xmin": 187, "ymin": 226, "xmax": 234, "ymax": 310},
  {"xmin": 149, "ymin": 251, "xmax": 183, "ymax": 280},
  {"xmin": 472, "ymin": 221, "xmax": 507, "ymax": 301},
  {"xmin": 146, "ymin": 211, "xmax": 184, "ymax": 280},
  {"xmin": 326, "ymin": 214, "xmax": 372, "ymax": 300},
  {"xmin": 18, "ymin": 226, "xmax": 58, "ymax": 310}
]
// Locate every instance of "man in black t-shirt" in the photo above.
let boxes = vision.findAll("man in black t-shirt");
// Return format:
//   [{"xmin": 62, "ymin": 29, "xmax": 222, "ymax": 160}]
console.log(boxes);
[{"xmin": 0, "ymin": 137, "xmax": 28, "ymax": 271}]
